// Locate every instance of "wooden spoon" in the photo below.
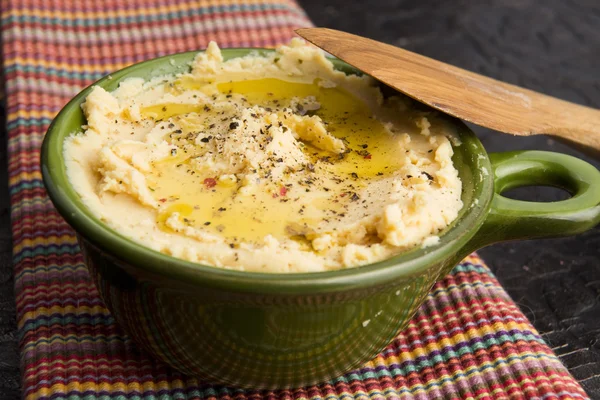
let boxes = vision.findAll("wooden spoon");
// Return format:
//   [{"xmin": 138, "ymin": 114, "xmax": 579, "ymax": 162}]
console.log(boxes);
[{"xmin": 295, "ymin": 28, "xmax": 600, "ymax": 157}]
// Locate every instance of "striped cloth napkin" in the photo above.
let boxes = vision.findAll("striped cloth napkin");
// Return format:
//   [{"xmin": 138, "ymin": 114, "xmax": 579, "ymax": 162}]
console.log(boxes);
[{"xmin": 1, "ymin": 0, "xmax": 589, "ymax": 399}]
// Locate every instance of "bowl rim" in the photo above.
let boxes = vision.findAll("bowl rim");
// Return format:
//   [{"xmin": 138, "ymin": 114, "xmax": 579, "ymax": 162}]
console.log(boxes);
[{"xmin": 41, "ymin": 48, "xmax": 493, "ymax": 294}]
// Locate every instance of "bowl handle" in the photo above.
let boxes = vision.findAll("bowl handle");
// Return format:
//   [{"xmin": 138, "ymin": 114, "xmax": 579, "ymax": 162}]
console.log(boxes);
[{"xmin": 464, "ymin": 150, "xmax": 600, "ymax": 252}]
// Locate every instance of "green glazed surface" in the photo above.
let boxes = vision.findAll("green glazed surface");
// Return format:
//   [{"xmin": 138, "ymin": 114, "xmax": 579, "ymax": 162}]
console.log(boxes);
[{"xmin": 41, "ymin": 49, "xmax": 600, "ymax": 389}]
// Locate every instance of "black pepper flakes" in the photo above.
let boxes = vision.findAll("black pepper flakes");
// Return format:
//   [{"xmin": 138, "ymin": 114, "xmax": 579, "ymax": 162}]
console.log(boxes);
[
  {"xmin": 204, "ymin": 221, "xmax": 211, "ymax": 226},
  {"xmin": 422, "ymin": 171, "xmax": 434, "ymax": 181},
  {"xmin": 356, "ymin": 149, "xmax": 370, "ymax": 158},
  {"xmin": 229, "ymin": 121, "xmax": 239, "ymax": 130}
]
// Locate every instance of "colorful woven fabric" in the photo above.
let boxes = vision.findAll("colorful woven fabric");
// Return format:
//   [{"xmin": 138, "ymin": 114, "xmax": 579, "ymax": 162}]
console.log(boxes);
[{"xmin": 1, "ymin": 0, "xmax": 590, "ymax": 399}]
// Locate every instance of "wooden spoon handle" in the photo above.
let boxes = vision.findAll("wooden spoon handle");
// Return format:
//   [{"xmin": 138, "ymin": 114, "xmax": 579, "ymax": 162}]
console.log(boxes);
[{"xmin": 536, "ymin": 95, "xmax": 600, "ymax": 157}]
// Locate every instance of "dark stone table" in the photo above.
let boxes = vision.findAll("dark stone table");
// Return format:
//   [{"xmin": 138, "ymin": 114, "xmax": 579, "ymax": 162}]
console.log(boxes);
[{"xmin": 0, "ymin": 0, "xmax": 598, "ymax": 398}]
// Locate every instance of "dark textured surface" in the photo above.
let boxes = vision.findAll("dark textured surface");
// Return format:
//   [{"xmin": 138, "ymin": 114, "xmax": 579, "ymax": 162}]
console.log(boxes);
[
  {"xmin": 0, "ymin": 90, "xmax": 20, "ymax": 399},
  {"xmin": 0, "ymin": 0, "xmax": 599, "ymax": 398}
]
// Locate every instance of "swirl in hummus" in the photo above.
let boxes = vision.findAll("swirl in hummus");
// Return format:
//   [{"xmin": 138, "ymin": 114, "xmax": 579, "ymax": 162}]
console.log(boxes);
[{"xmin": 64, "ymin": 39, "xmax": 463, "ymax": 273}]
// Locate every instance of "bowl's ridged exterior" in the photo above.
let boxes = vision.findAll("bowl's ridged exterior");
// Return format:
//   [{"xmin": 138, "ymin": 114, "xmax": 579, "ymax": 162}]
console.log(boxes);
[{"xmin": 81, "ymin": 235, "xmax": 445, "ymax": 388}]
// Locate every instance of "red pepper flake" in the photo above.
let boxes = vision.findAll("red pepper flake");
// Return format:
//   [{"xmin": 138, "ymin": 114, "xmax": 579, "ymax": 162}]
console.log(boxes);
[
  {"xmin": 272, "ymin": 193, "xmax": 278, "ymax": 198},
  {"xmin": 279, "ymin": 186, "xmax": 288, "ymax": 196},
  {"xmin": 340, "ymin": 192, "xmax": 347, "ymax": 197},
  {"xmin": 364, "ymin": 154, "xmax": 372, "ymax": 160},
  {"xmin": 159, "ymin": 198, "xmax": 167, "ymax": 203},
  {"xmin": 203, "ymin": 178, "xmax": 217, "ymax": 188}
]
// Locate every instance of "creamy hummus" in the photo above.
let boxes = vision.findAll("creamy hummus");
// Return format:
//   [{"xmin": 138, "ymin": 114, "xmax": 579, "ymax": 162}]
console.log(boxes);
[{"xmin": 64, "ymin": 39, "xmax": 463, "ymax": 273}]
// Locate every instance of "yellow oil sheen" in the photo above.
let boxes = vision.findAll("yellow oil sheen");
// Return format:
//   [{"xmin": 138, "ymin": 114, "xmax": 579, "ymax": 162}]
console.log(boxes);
[{"xmin": 145, "ymin": 78, "xmax": 409, "ymax": 244}]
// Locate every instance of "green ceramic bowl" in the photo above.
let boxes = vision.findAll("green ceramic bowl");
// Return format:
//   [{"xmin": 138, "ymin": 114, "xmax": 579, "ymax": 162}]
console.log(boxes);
[{"xmin": 41, "ymin": 49, "xmax": 600, "ymax": 389}]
